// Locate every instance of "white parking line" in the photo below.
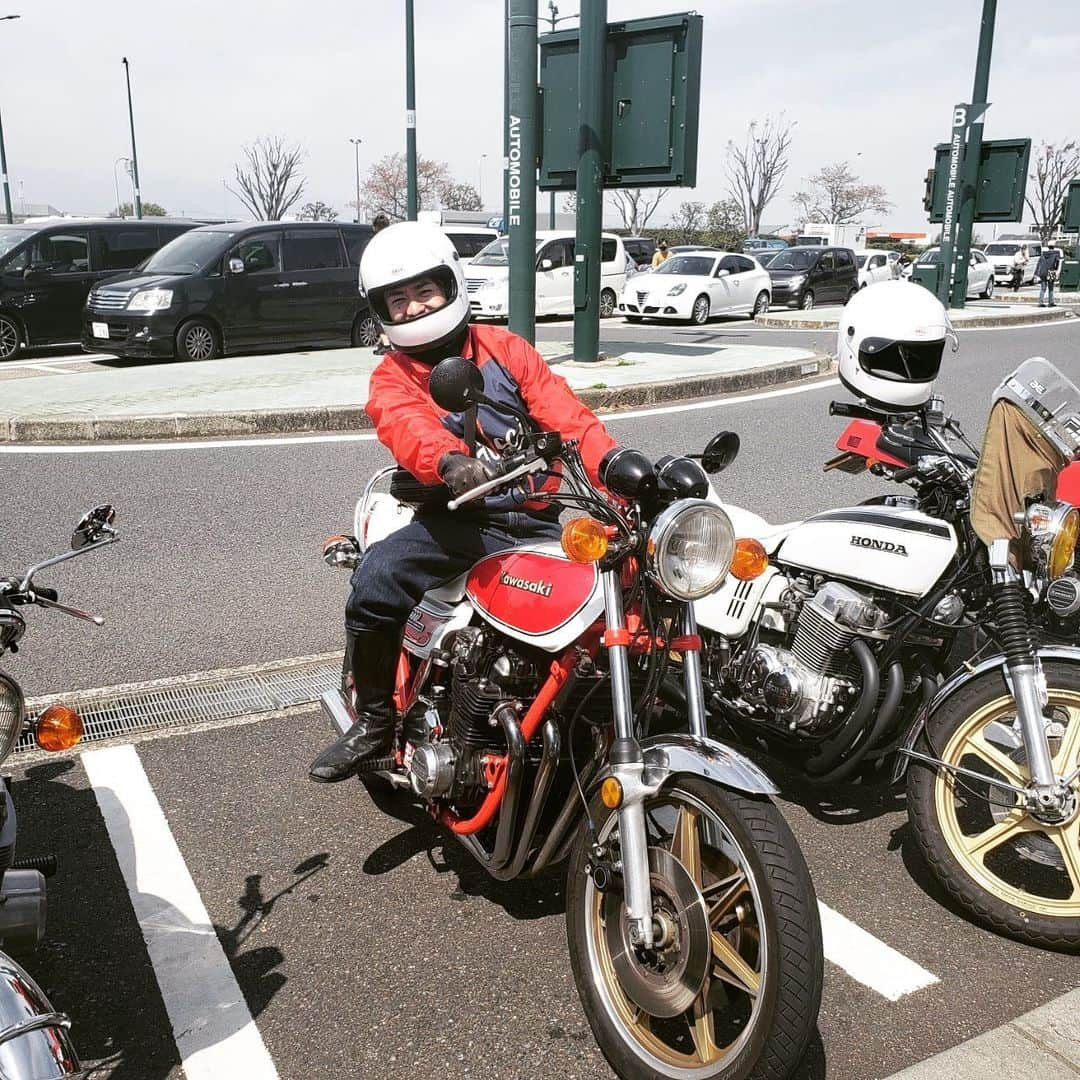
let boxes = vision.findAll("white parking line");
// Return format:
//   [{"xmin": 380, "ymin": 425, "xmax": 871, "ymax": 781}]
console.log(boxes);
[
  {"xmin": 819, "ymin": 902, "xmax": 939, "ymax": 1001},
  {"xmin": 83, "ymin": 744, "xmax": 279, "ymax": 1079}
]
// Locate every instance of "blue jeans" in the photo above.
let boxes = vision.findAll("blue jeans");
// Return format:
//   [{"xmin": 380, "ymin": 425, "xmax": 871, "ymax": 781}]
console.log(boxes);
[
  {"xmin": 346, "ymin": 510, "xmax": 563, "ymax": 632},
  {"xmin": 1039, "ymin": 278, "xmax": 1055, "ymax": 306}
]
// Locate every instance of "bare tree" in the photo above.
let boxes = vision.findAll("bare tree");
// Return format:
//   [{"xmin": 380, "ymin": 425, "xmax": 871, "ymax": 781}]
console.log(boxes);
[
  {"xmin": 668, "ymin": 201, "xmax": 706, "ymax": 245},
  {"xmin": 607, "ymin": 188, "xmax": 669, "ymax": 233},
  {"xmin": 230, "ymin": 136, "xmax": 306, "ymax": 220},
  {"xmin": 298, "ymin": 200, "xmax": 338, "ymax": 222},
  {"xmin": 725, "ymin": 115, "xmax": 795, "ymax": 237},
  {"xmin": 439, "ymin": 182, "xmax": 483, "ymax": 212},
  {"xmin": 356, "ymin": 153, "xmax": 455, "ymax": 221},
  {"xmin": 1026, "ymin": 140, "xmax": 1080, "ymax": 242},
  {"xmin": 792, "ymin": 162, "xmax": 891, "ymax": 225}
]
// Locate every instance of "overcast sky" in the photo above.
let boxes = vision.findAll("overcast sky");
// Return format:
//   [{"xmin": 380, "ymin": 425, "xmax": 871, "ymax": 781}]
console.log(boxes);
[{"xmin": 3, "ymin": 0, "xmax": 1078, "ymax": 232}]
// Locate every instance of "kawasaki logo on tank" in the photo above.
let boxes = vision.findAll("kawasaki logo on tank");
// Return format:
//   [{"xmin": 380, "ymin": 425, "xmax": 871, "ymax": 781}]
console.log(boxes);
[
  {"xmin": 500, "ymin": 573, "xmax": 553, "ymax": 597},
  {"xmin": 850, "ymin": 535, "xmax": 908, "ymax": 556}
]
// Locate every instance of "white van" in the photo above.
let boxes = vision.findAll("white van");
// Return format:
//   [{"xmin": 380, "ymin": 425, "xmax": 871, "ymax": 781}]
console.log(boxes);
[
  {"xmin": 441, "ymin": 224, "xmax": 499, "ymax": 267},
  {"xmin": 464, "ymin": 230, "xmax": 626, "ymax": 317},
  {"xmin": 984, "ymin": 239, "xmax": 1042, "ymax": 285}
]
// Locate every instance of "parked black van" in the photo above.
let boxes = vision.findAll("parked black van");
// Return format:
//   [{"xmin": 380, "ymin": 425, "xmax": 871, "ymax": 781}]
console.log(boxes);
[
  {"xmin": 765, "ymin": 246, "xmax": 859, "ymax": 310},
  {"xmin": 0, "ymin": 218, "xmax": 196, "ymax": 360},
  {"xmin": 82, "ymin": 222, "xmax": 378, "ymax": 361}
]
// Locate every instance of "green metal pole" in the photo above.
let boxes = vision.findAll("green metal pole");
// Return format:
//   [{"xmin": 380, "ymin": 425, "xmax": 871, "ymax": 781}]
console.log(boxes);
[
  {"xmin": 573, "ymin": 0, "xmax": 605, "ymax": 363},
  {"xmin": 405, "ymin": 0, "xmax": 418, "ymax": 220},
  {"xmin": 122, "ymin": 58, "xmax": 142, "ymax": 219},
  {"xmin": 949, "ymin": 0, "xmax": 996, "ymax": 309},
  {"xmin": 0, "ymin": 104, "xmax": 12, "ymax": 225},
  {"xmin": 507, "ymin": 0, "xmax": 537, "ymax": 342}
]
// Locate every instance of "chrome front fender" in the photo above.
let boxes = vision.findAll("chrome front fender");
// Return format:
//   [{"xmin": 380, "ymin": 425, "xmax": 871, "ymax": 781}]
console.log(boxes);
[
  {"xmin": 892, "ymin": 645, "xmax": 1080, "ymax": 782},
  {"xmin": 0, "ymin": 950, "xmax": 80, "ymax": 1077},
  {"xmin": 593, "ymin": 733, "xmax": 779, "ymax": 799}
]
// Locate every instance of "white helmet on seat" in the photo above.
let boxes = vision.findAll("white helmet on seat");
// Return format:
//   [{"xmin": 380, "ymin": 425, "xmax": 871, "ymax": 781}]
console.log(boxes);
[
  {"xmin": 837, "ymin": 280, "xmax": 950, "ymax": 409},
  {"xmin": 359, "ymin": 221, "xmax": 469, "ymax": 354}
]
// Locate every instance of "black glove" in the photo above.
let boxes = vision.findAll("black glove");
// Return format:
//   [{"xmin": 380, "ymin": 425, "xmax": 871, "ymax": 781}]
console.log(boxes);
[{"xmin": 438, "ymin": 453, "xmax": 494, "ymax": 498}]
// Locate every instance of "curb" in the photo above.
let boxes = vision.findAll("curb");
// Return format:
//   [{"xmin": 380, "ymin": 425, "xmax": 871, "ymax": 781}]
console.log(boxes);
[
  {"xmin": 0, "ymin": 351, "xmax": 833, "ymax": 444},
  {"xmin": 756, "ymin": 306, "xmax": 1075, "ymax": 330}
]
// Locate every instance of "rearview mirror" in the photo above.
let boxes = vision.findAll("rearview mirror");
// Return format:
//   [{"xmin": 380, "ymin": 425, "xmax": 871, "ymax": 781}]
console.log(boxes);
[
  {"xmin": 715, "ymin": 268, "xmax": 730, "ymax": 278},
  {"xmin": 700, "ymin": 432, "xmax": 740, "ymax": 475},
  {"xmin": 228, "ymin": 257, "xmax": 245, "ymax": 274},
  {"xmin": 428, "ymin": 356, "xmax": 484, "ymax": 413},
  {"xmin": 72, "ymin": 504, "xmax": 117, "ymax": 549},
  {"xmin": 539, "ymin": 258, "xmax": 553, "ymax": 271}
]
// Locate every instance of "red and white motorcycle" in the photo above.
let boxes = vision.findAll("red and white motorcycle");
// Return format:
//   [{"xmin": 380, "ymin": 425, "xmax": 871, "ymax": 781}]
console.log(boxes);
[{"xmin": 320, "ymin": 357, "xmax": 822, "ymax": 1080}]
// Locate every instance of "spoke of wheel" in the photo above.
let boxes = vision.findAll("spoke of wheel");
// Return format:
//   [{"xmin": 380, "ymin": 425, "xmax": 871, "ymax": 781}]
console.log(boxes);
[
  {"xmin": 710, "ymin": 931, "xmax": 760, "ymax": 997},
  {"xmin": 688, "ymin": 986, "xmax": 719, "ymax": 1063},
  {"xmin": 1048, "ymin": 820, "xmax": 1080, "ymax": 898},
  {"xmin": 1054, "ymin": 706, "xmax": 1080, "ymax": 773},
  {"xmin": 958, "ymin": 729, "xmax": 1028, "ymax": 789},
  {"xmin": 961, "ymin": 807, "xmax": 1034, "ymax": 859},
  {"xmin": 704, "ymin": 871, "xmax": 749, "ymax": 925},
  {"xmin": 670, "ymin": 805, "xmax": 703, "ymax": 887}
]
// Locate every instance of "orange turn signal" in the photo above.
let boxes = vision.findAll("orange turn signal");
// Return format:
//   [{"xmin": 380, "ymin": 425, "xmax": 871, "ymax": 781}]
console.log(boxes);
[
  {"xmin": 561, "ymin": 517, "xmax": 609, "ymax": 564},
  {"xmin": 730, "ymin": 538, "xmax": 769, "ymax": 581},
  {"xmin": 35, "ymin": 704, "xmax": 85, "ymax": 752}
]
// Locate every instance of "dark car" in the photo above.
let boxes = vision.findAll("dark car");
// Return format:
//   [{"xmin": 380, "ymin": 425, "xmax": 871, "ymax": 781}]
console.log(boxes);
[
  {"xmin": 765, "ymin": 246, "xmax": 858, "ymax": 310},
  {"xmin": 81, "ymin": 221, "xmax": 379, "ymax": 362},
  {"xmin": 0, "ymin": 218, "xmax": 196, "ymax": 361}
]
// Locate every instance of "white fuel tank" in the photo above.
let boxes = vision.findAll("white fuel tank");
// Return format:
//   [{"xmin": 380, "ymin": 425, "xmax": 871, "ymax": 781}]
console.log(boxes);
[{"xmin": 776, "ymin": 505, "xmax": 957, "ymax": 597}]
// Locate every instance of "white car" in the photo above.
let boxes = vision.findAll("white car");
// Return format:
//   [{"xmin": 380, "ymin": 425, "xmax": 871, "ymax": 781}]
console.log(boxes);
[
  {"xmin": 619, "ymin": 251, "xmax": 772, "ymax": 324},
  {"xmin": 853, "ymin": 250, "xmax": 894, "ymax": 289},
  {"xmin": 983, "ymin": 239, "xmax": 1042, "ymax": 285},
  {"xmin": 913, "ymin": 246, "xmax": 995, "ymax": 298}
]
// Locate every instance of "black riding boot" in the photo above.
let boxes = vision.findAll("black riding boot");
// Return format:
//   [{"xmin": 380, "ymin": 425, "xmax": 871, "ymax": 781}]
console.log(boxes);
[{"xmin": 309, "ymin": 629, "xmax": 399, "ymax": 783}]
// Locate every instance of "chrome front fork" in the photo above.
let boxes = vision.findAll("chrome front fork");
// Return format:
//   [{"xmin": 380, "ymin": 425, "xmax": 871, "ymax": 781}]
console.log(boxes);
[{"xmin": 601, "ymin": 571, "xmax": 660, "ymax": 948}]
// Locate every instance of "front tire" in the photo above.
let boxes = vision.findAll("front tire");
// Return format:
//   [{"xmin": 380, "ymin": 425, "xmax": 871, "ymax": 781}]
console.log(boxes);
[
  {"xmin": 352, "ymin": 311, "xmax": 381, "ymax": 348},
  {"xmin": 0, "ymin": 313, "xmax": 22, "ymax": 362},
  {"xmin": 752, "ymin": 291, "xmax": 770, "ymax": 318},
  {"xmin": 566, "ymin": 778, "xmax": 822, "ymax": 1079},
  {"xmin": 981, "ymin": 275, "xmax": 995, "ymax": 299},
  {"xmin": 907, "ymin": 659, "xmax": 1080, "ymax": 951},
  {"xmin": 175, "ymin": 318, "xmax": 220, "ymax": 362},
  {"xmin": 690, "ymin": 295, "xmax": 711, "ymax": 325},
  {"xmin": 798, "ymin": 291, "xmax": 815, "ymax": 311},
  {"xmin": 600, "ymin": 289, "xmax": 617, "ymax": 318}
]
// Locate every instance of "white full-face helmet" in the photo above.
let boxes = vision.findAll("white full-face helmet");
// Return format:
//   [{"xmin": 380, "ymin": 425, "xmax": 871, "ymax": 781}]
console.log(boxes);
[
  {"xmin": 359, "ymin": 221, "xmax": 469, "ymax": 354},
  {"xmin": 837, "ymin": 280, "xmax": 950, "ymax": 409}
]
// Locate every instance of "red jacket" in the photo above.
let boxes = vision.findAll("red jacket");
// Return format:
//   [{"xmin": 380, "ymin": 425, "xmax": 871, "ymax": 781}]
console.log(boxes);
[{"xmin": 366, "ymin": 324, "xmax": 617, "ymax": 497}]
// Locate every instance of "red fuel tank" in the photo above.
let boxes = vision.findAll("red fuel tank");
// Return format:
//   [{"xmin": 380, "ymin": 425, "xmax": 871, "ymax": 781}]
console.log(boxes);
[
  {"xmin": 466, "ymin": 547, "xmax": 602, "ymax": 650},
  {"xmin": 1057, "ymin": 462, "xmax": 1080, "ymax": 506}
]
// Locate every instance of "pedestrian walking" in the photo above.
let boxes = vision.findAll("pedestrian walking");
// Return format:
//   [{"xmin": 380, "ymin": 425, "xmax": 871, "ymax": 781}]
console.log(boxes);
[
  {"xmin": 1034, "ymin": 241, "xmax": 1063, "ymax": 308},
  {"xmin": 651, "ymin": 238, "xmax": 671, "ymax": 269},
  {"xmin": 1009, "ymin": 246, "xmax": 1028, "ymax": 292}
]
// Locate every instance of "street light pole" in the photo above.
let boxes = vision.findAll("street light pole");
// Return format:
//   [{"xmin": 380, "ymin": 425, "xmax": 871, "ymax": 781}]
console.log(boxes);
[
  {"xmin": 113, "ymin": 156, "xmax": 131, "ymax": 218},
  {"xmin": 405, "ymin": 0, "xmax": 418, "ymax": 219},
  {"xmin": 0, "ymin": 14, "xmax": 21, "ymax": 226},
  {"xmin": 478, "ymin": 153, "xmax": 487, "ymax": 208},
  {"xmin": 350, "ymin": 137, "xmax": 362, "ymax": 223},
  {"xmin": 121, "ymin": 57, "xmax": 143, "ymax": 219}
]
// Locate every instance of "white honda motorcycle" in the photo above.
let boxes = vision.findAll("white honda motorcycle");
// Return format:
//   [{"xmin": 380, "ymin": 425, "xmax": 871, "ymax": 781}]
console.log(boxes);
[{"xmin": 685, "ymin": 358, "xmax": 1080, "ymax": 951}]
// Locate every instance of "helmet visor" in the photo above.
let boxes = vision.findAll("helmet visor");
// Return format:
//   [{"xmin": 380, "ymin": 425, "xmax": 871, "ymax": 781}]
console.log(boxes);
[
  {"xmin": 368, "ymin": 266, "xmax": 458, "ymax": 325},
  {"xmin": 858, "ymin": 336, "xmax": 943, "ymax": 383}
]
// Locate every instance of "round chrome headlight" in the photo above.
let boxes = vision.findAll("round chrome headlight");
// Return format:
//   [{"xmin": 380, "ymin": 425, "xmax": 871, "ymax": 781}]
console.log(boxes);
[
  {"xmin": 646, "ymin": 500, "xmax": 735, "ymax": 600},
  {"xmin": 1026, "ymin": 500, "xmax": 1080, "ymax": 581},
  {"xmin": 0, "ymin": 672, "xmax": 25, "ymax": 765}
]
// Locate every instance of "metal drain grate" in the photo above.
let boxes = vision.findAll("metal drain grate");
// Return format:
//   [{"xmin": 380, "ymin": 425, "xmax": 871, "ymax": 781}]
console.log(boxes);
[{"xmin": 16, "ymin": 655, "xmax": 341, "ymax": 753}]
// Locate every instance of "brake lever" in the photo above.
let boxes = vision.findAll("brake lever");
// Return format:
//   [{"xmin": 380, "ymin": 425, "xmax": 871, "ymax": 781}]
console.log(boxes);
[
  {"xmin": 447, "ymin": 457, "xmax": 548, "ymax": 510},
  {"xmin": 33, "ymin": 593, "xmax": 105, "ymax": 626}
]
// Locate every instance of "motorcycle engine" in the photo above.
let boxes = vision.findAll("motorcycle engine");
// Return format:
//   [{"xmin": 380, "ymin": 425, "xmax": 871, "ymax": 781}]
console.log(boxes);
[
  {"xmin": 407, "ymin": 626, "xmax": 538, "ymax": 802},
  {"xmin": 743, "ymin": 582, "xmax": 887, "ymax": 733}
]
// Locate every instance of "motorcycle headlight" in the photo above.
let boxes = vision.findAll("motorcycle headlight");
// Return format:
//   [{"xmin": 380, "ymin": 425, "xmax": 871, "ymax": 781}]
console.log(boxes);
[
  {"xmin": 0, "ymin": 672, "xmax": 25, "ymax": 765},
  {"xmin": 1025, "ymin": 501, "xmax": 1080, "ymax": 581},
  {"xmin": 126, "ymin": 288, "xmax": 173, "ymax": 313},
  {"xmin": 646, "ymin": 500, "xmax": 735, "ymax": 600},
  {"xmin": 667, "ymin": 283, "xmax": 687, "ymax": 296}
]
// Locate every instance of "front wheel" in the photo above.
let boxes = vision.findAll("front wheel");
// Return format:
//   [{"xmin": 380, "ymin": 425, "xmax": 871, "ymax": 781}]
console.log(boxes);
[
  {"xmin": 982, "ymin": 275, "xmax": 995, "ymax": 299},
  {"xmin": 352, "ymin": 311, "xmax": 381, "ymax": 348},
  {"xmin": 907, "ymin": 659, "xmax": 1080, "ymax": 951},
  {"xmin": 175, "ymin": 318, "xmax": 220, "ymax": 362},
  {"xmin": 752, "ymin": 291, "xmax": 770, "ymax": 318},
  {"xmin": 798, "ymin": 291, "xmax": 814, "ymax": 311},
  {"xmin": 0, "ymin": 313, "xmax": 21, "ymax": 362},
  {"xmin": 690, "ymin": 295, "xmax": 711, "ymax": 325},
  {"xmin": 600, "ymin": 288, "xmax": 617, "ymax": 318},
  {"xmin": 566, "ymin": 778, "xmax": 822, "ymax": 1079}
]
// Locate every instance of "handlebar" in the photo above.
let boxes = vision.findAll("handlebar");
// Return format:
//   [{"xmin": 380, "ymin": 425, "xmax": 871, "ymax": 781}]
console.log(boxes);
[
  {"xmin": 829, "ymin": 400, "xmax": 887, "ymax": 421},
  {"xmin": 889, "ymin": 463, "xmax": 921, "ymax": 484},
  {"xmin": 445, "ymin": 432, "xmax": 564, "ymax": 511}
]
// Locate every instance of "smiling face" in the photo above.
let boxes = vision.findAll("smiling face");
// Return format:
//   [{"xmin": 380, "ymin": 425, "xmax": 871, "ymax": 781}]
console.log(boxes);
[{"xmin": 383, "ymin": 275, "xmax": 448, "ymax": 323}]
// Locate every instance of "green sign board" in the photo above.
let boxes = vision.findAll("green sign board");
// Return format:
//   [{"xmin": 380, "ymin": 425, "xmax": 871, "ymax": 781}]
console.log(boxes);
[
  {"xmin": 1064, "ymin": 178, "xmax": 1080, "ymax": 231},
  {"xmin": 925, "ymin": 138, "xmax": 1031, "ymax": 223},
  {"xmin": 538, "ymin": 13, "xmax": 703, "ymax": 191}
]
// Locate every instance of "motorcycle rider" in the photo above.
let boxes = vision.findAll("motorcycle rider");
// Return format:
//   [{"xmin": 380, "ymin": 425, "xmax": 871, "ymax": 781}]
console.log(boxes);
[{"xmin": 309, "ymin": 222, "xmax": 624, "ymax": 782}]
